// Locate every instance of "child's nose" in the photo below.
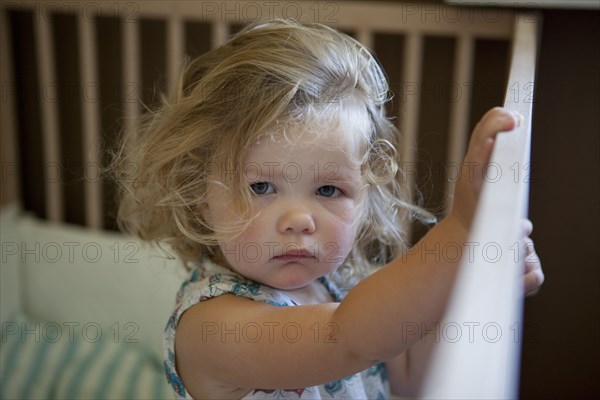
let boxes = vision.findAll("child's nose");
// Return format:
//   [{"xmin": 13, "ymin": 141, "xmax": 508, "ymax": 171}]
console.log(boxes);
[{"xmin": 276, "ymin": 202, "xmax": 316, "ymax": 234}]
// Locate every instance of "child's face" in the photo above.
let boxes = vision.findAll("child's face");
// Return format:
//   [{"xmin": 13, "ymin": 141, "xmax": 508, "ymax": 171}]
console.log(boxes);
[{"xmin": 204, "ymin": 128, "xmax": 364, "ymax": 291}]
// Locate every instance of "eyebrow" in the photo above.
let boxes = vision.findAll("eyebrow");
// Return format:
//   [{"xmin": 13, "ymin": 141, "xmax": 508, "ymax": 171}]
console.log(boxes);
[
  {"xmin": 313, "ymin": 167, "xmax": 360, "ymax": 183},
  {"xmin": 242, "ymin": 160, "xmax": 361, "ymax": 181}
]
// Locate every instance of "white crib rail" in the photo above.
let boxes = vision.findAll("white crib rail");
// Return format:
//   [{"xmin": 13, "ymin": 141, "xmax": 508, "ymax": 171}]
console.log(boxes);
[{"xmin": 420, "ymin": 13, "xmax": 539, "ymax": 399}]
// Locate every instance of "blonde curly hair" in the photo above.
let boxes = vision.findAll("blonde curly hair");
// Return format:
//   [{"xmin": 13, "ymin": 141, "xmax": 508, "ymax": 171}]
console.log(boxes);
[{"xmin": 114, "ymin": 19, "xmax": 432, "ymax": 281}]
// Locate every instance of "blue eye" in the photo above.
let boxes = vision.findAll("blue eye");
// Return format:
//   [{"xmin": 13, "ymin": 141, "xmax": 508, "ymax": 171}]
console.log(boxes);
[
  {"xmin": 250, "ymin": 182, "xmax": 273, "ymax": 195},
  {"xmin": 317, "ymin": 185, "xmax": 340, "ymax": 197}
]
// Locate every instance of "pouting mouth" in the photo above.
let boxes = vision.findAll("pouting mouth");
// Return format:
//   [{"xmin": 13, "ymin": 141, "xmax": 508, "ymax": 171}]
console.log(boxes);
[{"xmin": 272, "ymin": 249, "xmax": 316, "ymax": 261}]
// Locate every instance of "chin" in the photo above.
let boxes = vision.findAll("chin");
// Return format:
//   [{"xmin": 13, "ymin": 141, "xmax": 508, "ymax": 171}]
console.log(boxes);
[
  {"xmin": 266, "ymin": 273, "xmax": 314, "ymax": 291},
  {"xmin": 267, "ymin": 279, "xmax": 311, "ymax": 291}
]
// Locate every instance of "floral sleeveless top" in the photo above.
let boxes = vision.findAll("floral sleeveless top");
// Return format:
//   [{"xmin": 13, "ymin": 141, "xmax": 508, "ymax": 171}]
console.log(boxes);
[{"xmin": 163, "ymin": 260, "xmax": 389, "ymax": 399}]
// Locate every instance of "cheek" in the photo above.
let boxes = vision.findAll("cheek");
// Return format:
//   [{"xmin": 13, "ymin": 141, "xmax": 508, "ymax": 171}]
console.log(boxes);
[
  {"xmin": 326, "ymin": 201, "xmax": 362, "ymax": 234},
  {"xmin": 323, "ymin": 218, "xmax": 358, "ymax": 260},
  {"xmin": 224, "ymin": 216, "xmax": 266, "ymax": 257},
  {"xmin": 236, "ymin": 213, "xmax": 264, "ymax": 240},
  {"xmin": 327, "ymin": 203, "xmax": 362, "ymax": 258}
]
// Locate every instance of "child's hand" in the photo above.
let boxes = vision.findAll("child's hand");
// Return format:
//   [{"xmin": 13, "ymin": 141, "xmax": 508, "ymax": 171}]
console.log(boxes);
[
  {"xmin": 450, "ymin": 107, "xmax": 520, "ymax": 231},
  {"xmin": 521, "ymin": 219, "xmax": 544, "ymax": 296},
  {"xmin": 448, "ymin": 108, "xmax": 543, "ymax": 295}
]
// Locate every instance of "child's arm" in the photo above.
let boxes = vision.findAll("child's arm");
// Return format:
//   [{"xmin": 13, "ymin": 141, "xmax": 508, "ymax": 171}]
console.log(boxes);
[{"xmin": 175, "ymin": 108, "xmax": 541, "ymax": 398}]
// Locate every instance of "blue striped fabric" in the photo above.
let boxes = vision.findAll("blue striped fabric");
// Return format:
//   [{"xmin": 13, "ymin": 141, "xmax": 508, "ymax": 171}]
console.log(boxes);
[
  {"xmin": 0, "ymin": 320, "xmax": 24, "ymax": 399},
  {"xmin": 64, "ymin": 337, "xmax": 108, "ymax": 398},
  {"xmin": 47, "ymin": 337, "xmax": 79, "ymax": 399},
  {"xmin": 95, "ymin": 342, "xmax": 128, "ymax": 399},
  {"xmin": 0, "ymin": 313, "xmax": 172, "ymax": 400},
  {"xmin": 19, "ymin": 335, "xmax": 50, "ymax": 399},
  {"xmin": 124, "ymin": 349, "xmax": 151, "ymax": 399}
]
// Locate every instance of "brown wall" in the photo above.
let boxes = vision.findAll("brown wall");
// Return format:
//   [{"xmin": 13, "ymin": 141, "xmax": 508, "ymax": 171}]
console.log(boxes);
[{"xmin": 520, "ymin": 9, "xmax": 600, "ymax": 399}]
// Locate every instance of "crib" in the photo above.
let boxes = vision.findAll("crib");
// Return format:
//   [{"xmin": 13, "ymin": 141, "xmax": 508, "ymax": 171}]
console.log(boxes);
[{"xmin": 1, "ymin": 1, "xmax": 538, "ymax": 399}]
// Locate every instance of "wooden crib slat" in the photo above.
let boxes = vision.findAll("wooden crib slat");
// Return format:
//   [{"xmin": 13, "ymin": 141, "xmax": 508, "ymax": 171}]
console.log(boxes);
[
  {"xmin": 0, "ymin": 11, "xmax": 20, "ymax": 206},
  {"xmin": 122, "ymin": 14, "xmax": 140, "ymax": 138},
  {"xmin": 421, "ymin": 13, "xmax": 539, "ymax": 399},
  {"xmin": 401, "ymin": 32, "xmax": 423, "ymax": 238},
  {"xmin": 167, "ymin": 14, "xmax": 184, "ymax": 94},
  {"xmin": 79, "ymin": 13, "xmax": 103, "ymax": 230},
  {"xmin": 445, "ymin": 34, "xmax": 474, "ymax": 214},
  {"xmin": 212, "ymin": 20, "xmax": 228, "ymax": 48},
  {"xmin": 357, "ymin": 28, "xmax": 373, "ymax": 50},
  {"xmin": 35, "ymin": 10, "xmax": 63, "ymax": 222}
]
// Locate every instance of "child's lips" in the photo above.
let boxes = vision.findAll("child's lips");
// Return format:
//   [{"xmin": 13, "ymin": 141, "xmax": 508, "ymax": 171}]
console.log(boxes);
[{"xmin": 272, "ymin": 249, "xmax": 316, "ymax": 261}]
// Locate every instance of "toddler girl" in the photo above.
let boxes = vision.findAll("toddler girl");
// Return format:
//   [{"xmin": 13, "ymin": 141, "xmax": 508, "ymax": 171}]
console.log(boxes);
[{"xmin": 115, "ymin": 20, "xmax": 543, "ymax": 399}]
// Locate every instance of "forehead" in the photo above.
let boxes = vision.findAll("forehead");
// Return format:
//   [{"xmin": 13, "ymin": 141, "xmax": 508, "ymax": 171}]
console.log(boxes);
[
  {"xmin": 245, "ymin": 98, "xmax": 372, "ymax": 166},
  {"xmin": 244, "ymin": 129, "xmax": 358, "ymax": 173}
]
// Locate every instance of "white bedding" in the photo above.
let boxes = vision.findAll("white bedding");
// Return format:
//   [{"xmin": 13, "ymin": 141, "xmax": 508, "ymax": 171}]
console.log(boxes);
[{"xmin": 1, "ymin": 204, "xmax": 184, "ymax": 399}]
